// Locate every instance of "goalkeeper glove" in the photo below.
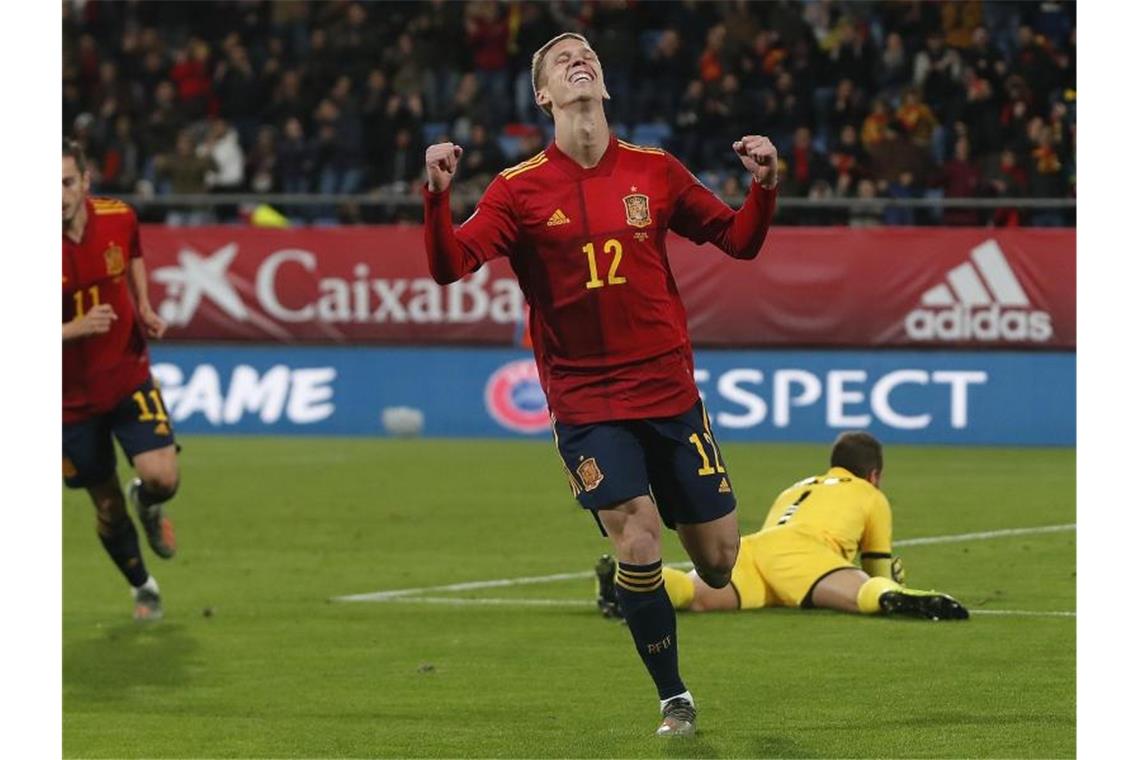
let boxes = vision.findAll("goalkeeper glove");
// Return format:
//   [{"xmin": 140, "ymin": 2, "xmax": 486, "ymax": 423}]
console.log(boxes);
[{"xmin": 891, "ymin": 556, "xmax": 907, "ymax": 585}]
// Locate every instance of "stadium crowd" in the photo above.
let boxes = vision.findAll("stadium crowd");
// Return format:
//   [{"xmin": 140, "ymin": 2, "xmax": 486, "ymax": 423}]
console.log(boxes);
[{"xmin": 63, "ymin": 0, "xmax": 1075, "ymax": 226}]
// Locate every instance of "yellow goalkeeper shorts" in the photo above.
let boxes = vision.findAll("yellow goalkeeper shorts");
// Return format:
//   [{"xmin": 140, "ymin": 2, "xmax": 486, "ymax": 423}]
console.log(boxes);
[{"xmin": 732, "ymin": 527, "xmax": 855, "ymax": 609}]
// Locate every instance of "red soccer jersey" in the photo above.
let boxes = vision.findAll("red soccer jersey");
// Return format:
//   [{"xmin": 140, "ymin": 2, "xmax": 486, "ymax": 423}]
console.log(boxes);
[
  {"xmin": 424, "ymin": 136, "xmax": 777, "ymax": 424},
  {"xmin": 62, "ymin": 197, "xmax": 151, "ymax": 423}
]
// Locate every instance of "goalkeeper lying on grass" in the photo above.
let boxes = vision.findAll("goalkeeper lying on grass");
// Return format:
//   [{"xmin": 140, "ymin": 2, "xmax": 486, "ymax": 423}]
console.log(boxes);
[{"xmin": 596, "ymin": 432, "xmax": 968, "ymax": 621}]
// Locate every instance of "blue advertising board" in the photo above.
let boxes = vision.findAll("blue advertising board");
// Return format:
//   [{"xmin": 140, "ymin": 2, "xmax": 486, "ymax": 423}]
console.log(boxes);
[{"xmin": 149, "ymin": 346, "xmax": 1074, "ymax": 445}]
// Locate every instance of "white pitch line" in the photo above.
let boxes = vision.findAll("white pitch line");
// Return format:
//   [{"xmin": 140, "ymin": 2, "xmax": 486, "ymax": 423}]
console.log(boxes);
[
  {"xmin": 376, "ymin": 596, "xmax": 592, "ymax": 608},
  {"xmin": 332, "ymin": 522, "xmax": 1075, "ymax": 602},
  {"xmin": 364, "ymin": 596, "xmax": 1076, "ymax": 618},
  {"xmin": 970, "ymin": 609, "xmax": 1075, "ymax": 618},
  {"xmin": 895, "ymin": 523, "xmax": 1075, "ymax": 547}
]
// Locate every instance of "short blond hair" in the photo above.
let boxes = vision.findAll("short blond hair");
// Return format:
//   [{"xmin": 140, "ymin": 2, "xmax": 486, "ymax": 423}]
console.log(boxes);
[{"xmin": 531, "ymin": 32, "xmax": 590, "ymax": 118}]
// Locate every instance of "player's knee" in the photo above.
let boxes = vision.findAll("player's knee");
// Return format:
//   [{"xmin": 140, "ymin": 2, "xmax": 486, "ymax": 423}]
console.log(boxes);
[
  {"xmin": 693, "ymin": 540, "xmax": 737, "ymax": 589},
  {"xmin": 142, "ymin": 471, "xmax": 179, "ymax": 500},
  {"xmin": 616, "ymin": 530, "xmax": 661, "ymax": 565}
]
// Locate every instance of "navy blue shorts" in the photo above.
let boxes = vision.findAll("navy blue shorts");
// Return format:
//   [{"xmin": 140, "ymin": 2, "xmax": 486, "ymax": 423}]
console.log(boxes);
[
  {"xmin": 63, "ymin": 377, "xmax": 178, "ymax": 489},
  {"xmin": 552, "ymin": 400, "xmax": 736, "ymax": 531}
]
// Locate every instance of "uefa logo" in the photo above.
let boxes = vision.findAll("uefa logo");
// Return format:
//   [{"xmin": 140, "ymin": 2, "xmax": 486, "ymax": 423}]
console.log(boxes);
[{"xmin": 484, "ymin": 359, "xmax": 549, "ymax": 434}]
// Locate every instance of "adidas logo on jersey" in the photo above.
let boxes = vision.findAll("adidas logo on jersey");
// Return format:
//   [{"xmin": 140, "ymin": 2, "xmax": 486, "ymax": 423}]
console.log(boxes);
[
  {"xmin": 546, "ymin": 209, "xmax": 571, "ymax": 226},
  {"xmin": 904, "ymin": 240, "xmax": 1053, "ymax": 343}
]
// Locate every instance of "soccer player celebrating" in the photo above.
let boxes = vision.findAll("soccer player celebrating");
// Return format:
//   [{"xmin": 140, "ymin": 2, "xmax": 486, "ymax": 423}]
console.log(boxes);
[
  {"xmin": 63, "ymin": 140, "xmax": 181, "ymax": 621},
  {"xmin": 597, "ymin": 432, "xmax": 969, "ymax": 621},
  {"xmin": 423, "ymin": 33, "xmax": 778, "ymax": 736}
]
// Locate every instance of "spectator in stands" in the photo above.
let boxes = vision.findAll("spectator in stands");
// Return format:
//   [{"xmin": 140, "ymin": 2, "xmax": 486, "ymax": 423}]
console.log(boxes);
[
  {"xmin": 201, "ymin": 117, "xmax": 245, "ymax": 194},
  {"xmin": 263, "ymin": 69, "xmax": 311, "ymax": 133},
  {"xmin": 445, "ymin": 72, "xmax": 491, "ymax": 143},
  {"xmin": 896, "ymin": 88, "xmax": 938, "ymax": 150},
  {"xmin": 585, "ymin": 0, "xmax": 638, "ymax": 126},
  {"xmin": 829, "ymin": 123, "xmax": 867, "ymax": 188},
  {"xmin": 672, "ymin": 80, "xmax": 705, "ymax": 167},
  {"xmin": 860, "ymin": 97, "xmax": 890, "ymax": 152},
  {"xmin": 169, "ymin": 37, "xmax": 214, "ymax": 120},
  {"xmin": 465, "ymin": 0, "xmax": 511, "ymax": 125},
  {"xmin": 821, "ymin": 78, "xmax": 865, "ymax": 143},
  {"xmin": 101, "ymin": 114, "xmax": 143, "ymax": 194},
  {"xmin": 1027, "ymin": 124, "xmax": 1067, "ymax": 227},
  {"xmin": 154, "ymin": 130, "xmax": 217, "ymax": 225},
  {"xmin": 638, "ymin": 29, "xmax": 687, "ymax": 122},
  {"xmin": 277, "ymin": 117, "xmax": 313, "ymax": 195},
  {"xmin": 457, "ymin": 122, "xmax": 507, "ymax": 191},
  {"xmin": 783, "ymin": 126, "xmax": 830, "ymax": 197},
  {"xmin": 413, "ymin": 0, "xmax": 474, "ymax": 121},
  {"xmin": 983, "ymin": 146, "xmax": 1027, "ymax": 227},
  {"xmin": 938, "ymin": 135, "xmax": 982, "ymax": 226},
  {"xmin": 873, "ymin": 32, "xmax": 909, "ymax": 102},
  {"xmin": 246, "ymin": 126, "xmax": 278, "ymax": 194},
  {"xmin": 848, "ymin": 178, "xmax": 884, "ymax": 228},
  {"xmin": 962, "ymin": 26, "xmax": 1005, "ymax": 88},
  {"xmin": 868, "ymin": 119, "xmax": 929, "ymax": 194},
  {"xmin": 312, "ymin": 98, "xmax": 363, "ymax": 197},
  {"xmin": 961, "ymin": 69, "xmax": 1002, "ymax": 159},
  {"xmin": 214, "ymin": 38, "xmax": 260, "ymax": 144},
  {"xmin": 913, "ymin": 30, "xmax": 961, "ymax": 115}
]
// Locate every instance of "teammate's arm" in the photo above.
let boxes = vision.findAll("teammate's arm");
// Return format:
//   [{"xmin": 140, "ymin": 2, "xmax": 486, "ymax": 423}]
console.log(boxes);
[
  {"xmin": 422, "ymin": 142, "xmax": 519, "ymax": 285},
  {"xmin": 62, "ymin": 304, "xmax": 117, "ymax": 342},
  {"xmin": 667, "ymin": 137, "xmax": 779, "ymax": 260}
]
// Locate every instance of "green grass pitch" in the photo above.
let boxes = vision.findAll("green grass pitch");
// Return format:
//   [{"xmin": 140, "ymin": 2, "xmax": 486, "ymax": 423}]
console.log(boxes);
[{"xmin": 63, "ymin": 437, "xmax": 1075, "ymax": 758}]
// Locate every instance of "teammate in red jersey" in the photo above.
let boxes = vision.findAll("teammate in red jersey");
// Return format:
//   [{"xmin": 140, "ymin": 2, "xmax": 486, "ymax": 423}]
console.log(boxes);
[
  {"xmin": 63, "ymin": 140, "xmax": 181, "ymax": 621},
  {"xmin": 423, "ymin": 33, "xmax": 778, "ymax": 736}
]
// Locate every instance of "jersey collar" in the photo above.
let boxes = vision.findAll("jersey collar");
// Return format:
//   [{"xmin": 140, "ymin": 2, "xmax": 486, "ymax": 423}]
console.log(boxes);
[{"xmin": 544, "ymin": 134, "xmax": 619, "ymax": 180}]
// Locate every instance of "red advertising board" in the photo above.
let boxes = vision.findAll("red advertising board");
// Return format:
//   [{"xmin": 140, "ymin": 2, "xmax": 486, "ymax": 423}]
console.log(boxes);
[{"xmin": 140, "ymin": 226, "xmax": 1075, "ymax": 349}]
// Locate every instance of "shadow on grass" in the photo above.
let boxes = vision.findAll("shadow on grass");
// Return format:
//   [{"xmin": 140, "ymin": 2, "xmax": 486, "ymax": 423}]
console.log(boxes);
[{"xmin": 63, "ymin": 621, "xmax": 198, "ymax": 702}]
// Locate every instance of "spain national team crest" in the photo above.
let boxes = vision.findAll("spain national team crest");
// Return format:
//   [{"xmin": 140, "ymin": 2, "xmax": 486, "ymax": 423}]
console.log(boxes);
[
  {"xmin": 484, "ymin": 359, "xmax": 550, "ymax": 434},
  {"xmin": 104, "ymin": 243, "xmax": 126, "ymax": 276},
  {"xmin": 576, "ymin": 457, "xmax": 605, "ymax": 492},
  {"xmin": 622, "ymin": 193, "xmax": 652, "ymax": 228}
]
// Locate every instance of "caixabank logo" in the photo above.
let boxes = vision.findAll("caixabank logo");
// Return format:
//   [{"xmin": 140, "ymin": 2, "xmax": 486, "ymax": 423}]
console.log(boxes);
[
  {"xmin": 904, "ymin": 240, "xmax": 1054, "ymax": 343},
  {"xmin": 484, "ymin": 359, "xmax": 549, "ymax": 434}
]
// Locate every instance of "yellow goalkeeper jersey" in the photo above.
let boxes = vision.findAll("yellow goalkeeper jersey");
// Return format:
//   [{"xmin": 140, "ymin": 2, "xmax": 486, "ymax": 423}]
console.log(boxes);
[{"xmin": 758, "ymin": 466, "xmax": 893, "ymax": 561}]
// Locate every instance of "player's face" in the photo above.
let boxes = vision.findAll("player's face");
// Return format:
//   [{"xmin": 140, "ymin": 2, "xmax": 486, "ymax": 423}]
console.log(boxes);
[
  {"xmin": 539, "ymin": 38, "xmax": 608, "ymax": 113},
  {"xmin": 62, "ymin": 156, "xmax": 89, "ymax": 224}
]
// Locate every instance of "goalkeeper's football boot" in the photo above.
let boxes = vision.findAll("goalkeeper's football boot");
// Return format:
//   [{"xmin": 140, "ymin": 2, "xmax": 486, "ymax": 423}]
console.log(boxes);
[
  {"xmin": 132, "ymin": 585, "xmax": 164, "ymax": 622},
  {"xmin": 595, "ymin": 554, "xmax": 623, "ymax": 619},
  {"xmin": 879, "ymin": 588, "xmax": 969, "ymax": 620},
  {"xmin": 656, "ymin": 696, "xmax": 697, "ymax": 737},
  {"xmin": 128, "ymin": 478, "xmax": 177, "ymax": 559}
]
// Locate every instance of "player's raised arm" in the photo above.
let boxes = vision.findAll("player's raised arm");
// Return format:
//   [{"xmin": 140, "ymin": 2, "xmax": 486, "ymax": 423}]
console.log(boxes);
[
  {"xmin": 422, "ymin": 142, "xmax": 519, "ymax": 285},
  {"xmin": 667, "ymin": 136, "xmax": 779, "ymax": 260}
]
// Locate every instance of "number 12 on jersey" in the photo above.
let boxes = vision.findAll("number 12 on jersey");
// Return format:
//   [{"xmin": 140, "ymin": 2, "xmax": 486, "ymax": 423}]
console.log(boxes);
[{"xmin": 582, "ymin": 239, "xmax": 627, "ymax": 289}]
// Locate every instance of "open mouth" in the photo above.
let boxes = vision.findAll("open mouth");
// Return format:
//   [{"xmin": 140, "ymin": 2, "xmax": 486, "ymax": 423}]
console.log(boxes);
[{"xmin": 569, "ymin": 69, "xmax": 594, "ymax": 85}]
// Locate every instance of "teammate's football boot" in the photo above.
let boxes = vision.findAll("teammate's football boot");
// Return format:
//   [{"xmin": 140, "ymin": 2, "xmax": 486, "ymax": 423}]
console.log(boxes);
[
  {"xmin": 879, "ymin": 588, "xmax": 969, "ymax": 620},
  {"xmin": 128, "ymin": 478, "xmax": 177, "ymax": 559},
  {"xmin": 594, "ymin": 554, "xmax": 623, "ymax": 619},
  {"xmin": 132, "ymin": 585, "xmax": 164, "ymax": 622},
  {"xmin": 656, "ymin": 696, "xmax": 697, "ymax": 737}
]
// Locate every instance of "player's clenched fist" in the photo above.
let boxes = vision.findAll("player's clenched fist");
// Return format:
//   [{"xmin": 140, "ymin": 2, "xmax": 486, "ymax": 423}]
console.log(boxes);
[
  {"xmin": 732, "ymin": 135, "xmax": 779, "ymax": 189},
  {"xmin": 425, "ymin": 142, "xmax": 465, "ymax": 193},
  {"xmin": 79, "ymin": 303, "xmax": 117, "ymax": 336}
]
